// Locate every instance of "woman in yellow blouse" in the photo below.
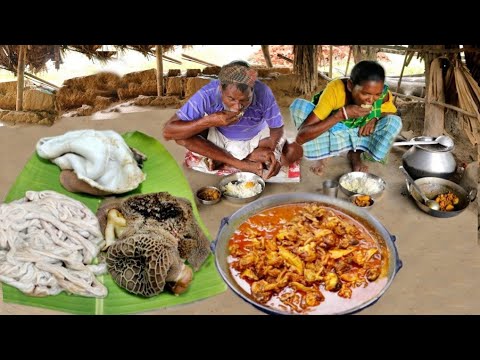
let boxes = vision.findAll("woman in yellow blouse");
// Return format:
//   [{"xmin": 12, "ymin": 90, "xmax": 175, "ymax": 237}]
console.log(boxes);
[{"xmin": 290, "ymin": 60, "xmax": 402, "ymax": 173}]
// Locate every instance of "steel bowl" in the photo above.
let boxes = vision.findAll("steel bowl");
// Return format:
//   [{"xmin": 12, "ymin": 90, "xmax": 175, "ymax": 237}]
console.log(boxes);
[
  {"xmin": 349, "ymin": 194, "xmax": 375, "ymax": 210},
  {"xmin": 405, "ymin": 177, "xmax": 477, "ymax": 218},
  {"xmin": 196, "ymin": 186, "xmax": 221, "ymax": 205},
  {"xmin": 218, "ymin": 172, "xmax": 265, "ymax": 204},
  {"xmin": 339, "ymin": 172, "xmax": 386, "ymax": 199},
  {"xmin": 212, "ymin": 192, "xmax": 402, "ymax": 315}
]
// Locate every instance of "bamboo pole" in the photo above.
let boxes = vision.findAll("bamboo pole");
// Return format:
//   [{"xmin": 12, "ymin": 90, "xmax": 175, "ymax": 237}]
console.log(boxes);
[
  {"xmin": 16, "ymin": 45, "xmax": 26, "ymax": 111},
  {"xmin": 370, "ymin": 45, "xmax": 480, "ymax": 54},
  {"xmin": 181, "ymin": 54, "xmax": 217, "ymax": 67},
  {"xmin": 277, "ymin": 54, "xmax": 293, "ymax": 63},
  {"xmin": 391, "ymin": 91, "xmax": 477, "ymax": 118},
  {"xmin": 24, "ymin": 71, "xmax": 59, "ymax": 90},
  {"xmin": 162, "ymin": 55, "xmax": 182, "ymax": 65},
  {"xmin": 391, "ymin": 91, "xmax": 425, "ymax": 102},
  {"xmin": 329, "ymin": 46, "xmax": 333, "ymax": 78},
  {"xmin": 394, "ymin": 48, "xmax": 411, "ymax": 106},
  {"xmin": 430, "ymin": 100, "xmax": 477, "ymax": 118},
  {"xmin": 345, "ymin": 46, "xmax": 352, "ymax": 76},
  {"xmin": 261, "ymin": 45, "xmax": 273, "ymax": 68},
  {"xmin": 156, "ymin": 45, "xmax": 163, "ymax": 97}
]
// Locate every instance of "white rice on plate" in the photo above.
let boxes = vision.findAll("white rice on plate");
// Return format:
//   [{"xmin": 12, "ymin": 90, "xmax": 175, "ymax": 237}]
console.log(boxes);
[
  {"xmin": 222, "ymin": 181, "xmax": 262, "ymax": 198},
  {"xmin": 341, "ymin": 177, "xmax": 383, "ymax": 195}
]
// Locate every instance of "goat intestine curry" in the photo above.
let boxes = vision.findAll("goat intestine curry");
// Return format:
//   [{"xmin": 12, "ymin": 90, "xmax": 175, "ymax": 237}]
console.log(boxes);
[{"xmin": 228, "ymin": 202, "xmax": 388, "ymax": 314}]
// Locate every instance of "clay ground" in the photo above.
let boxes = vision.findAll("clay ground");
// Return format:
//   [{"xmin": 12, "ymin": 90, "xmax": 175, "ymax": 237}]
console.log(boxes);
[{"xmin": 0, "ymin": 107, "xmax": 478, "ymax": 315}]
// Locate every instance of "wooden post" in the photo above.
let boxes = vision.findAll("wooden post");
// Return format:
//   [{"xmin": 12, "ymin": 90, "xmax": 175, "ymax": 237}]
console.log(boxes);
[
  {"xmin": 345, "ymin": 46, "xmax": 352, "ymax": 76},
  {"xmin": 156, "ymin": 45, "xmax": 164, "ymax": 97},
  {"xmin": 423, "ymin": 46, "xmax": 445, "ymax": 136},
  {"xmin": 394, "ymin": 49, "xmax": 410, "ymax": 106},
  {"xmin": 261, "ymin": 45, "xmax": 273, "ymax": 68},
  {"xmin": 318, "ymin": 45, "xmax": 323, "ymax": 67},
  {"xmin": 329, "ymin": 46, "xmax": 333, "ymax": 78},
  {"xmin": 16, "ymin": 45, "xmax": 26, "ymax": 111},
  {"xmin": 424, "ymin": 57, "xmax": 446, "ymax": 136}
]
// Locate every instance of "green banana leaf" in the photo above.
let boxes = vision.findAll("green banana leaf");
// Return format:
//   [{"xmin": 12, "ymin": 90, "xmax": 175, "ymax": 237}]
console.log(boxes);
[{"xmin": 2, "ymin": 131, "xmax": 227, "ymax": 314}]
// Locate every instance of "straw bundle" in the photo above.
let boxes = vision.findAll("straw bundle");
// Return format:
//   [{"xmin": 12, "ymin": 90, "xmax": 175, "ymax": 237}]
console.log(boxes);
[
  {"xmin": 424, "ymin": 58, "xmax": 445, "ymax": 136},
  {"xmin": 121, "ymin": 69, "xmax": 156, "ymax": 84},
  {"xmin": 57, "ymin": 72, "xmax": 121, "ymax": 110},
  {"xmin": 453, "ymin": 61, "xmax": 480, "ymax": 152},
  {"xmin": 118, "ymin": 81, "xmax": 158, "ymax": 100},
  {"xmin": 293, "ymin": 45, "xmax": 318, "ymax": 95}
]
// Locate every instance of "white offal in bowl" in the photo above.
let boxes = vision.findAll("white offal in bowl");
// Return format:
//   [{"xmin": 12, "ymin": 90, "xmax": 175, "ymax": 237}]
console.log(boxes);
[
  {"xmin": 222, "ymin": 180, "xmax": 262, "ymax": 198},
  {"xmin": 342, "ymin": 177, "xmax": 383, "ymax": 195}
]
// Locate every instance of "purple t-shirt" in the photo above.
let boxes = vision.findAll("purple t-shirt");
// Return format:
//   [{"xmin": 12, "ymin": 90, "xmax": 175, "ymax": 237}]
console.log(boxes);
[{"xmin": 176, "ymin": 79, "xmax": 283, "ymax": 141}]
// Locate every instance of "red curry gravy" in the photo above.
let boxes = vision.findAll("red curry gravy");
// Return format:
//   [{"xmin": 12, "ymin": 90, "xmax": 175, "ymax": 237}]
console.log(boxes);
[{"xmin": 228, "ymin": 203, "xmax": 390, "ymax": 314}]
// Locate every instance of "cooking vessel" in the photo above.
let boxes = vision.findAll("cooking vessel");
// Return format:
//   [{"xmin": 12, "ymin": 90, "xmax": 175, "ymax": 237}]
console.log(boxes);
[
  {"xmin": 212, "ymin": 192, "xmax": 403, "ymax": 315},
  {"xmin": 402, "ymin": 136, "xmax": 457, "ymax": 179},
  {"xmin": 405, "ymin": 177, "xmax": 477, "ymax": 218}
]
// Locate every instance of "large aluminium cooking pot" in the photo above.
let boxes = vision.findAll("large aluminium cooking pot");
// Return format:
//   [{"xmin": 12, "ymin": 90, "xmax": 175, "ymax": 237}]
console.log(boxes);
[
  {"xmin": 402, "ymin": 136, "xmax": 457, "ymax": 179},
  {"xmin": 212, "ymin": 192, "xmax": 403, "ymax": 315},
  {"xmin": 405, "ymin": 177, "xmax": 477, "ymax": 218}
]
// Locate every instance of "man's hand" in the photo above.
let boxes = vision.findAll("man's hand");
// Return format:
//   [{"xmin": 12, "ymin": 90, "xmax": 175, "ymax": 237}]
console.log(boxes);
[
  {"xmin": 209, "ymin": 110, "xmax": 243, "ymax": 127},
  {"xmin": 358, "ymin": 118, "xmax": 378, "ymax": 136},
  {"xmin": 262, "ymin": 159, "xmax": 281, "ymax": 179},
  {"xmin": 344, "ymin": 105, "xmax": 371, "ymax": 119},
  {"xmin": 246, "ymin": 147, "xmax": 281, "ymax": 179},
  {"xmin": 247, "ymin": 147, "xmax": 276, "ymax": 164},
  {"xmin": 237, "ymin": 159, "xmax": 264, "ymax": 177}
]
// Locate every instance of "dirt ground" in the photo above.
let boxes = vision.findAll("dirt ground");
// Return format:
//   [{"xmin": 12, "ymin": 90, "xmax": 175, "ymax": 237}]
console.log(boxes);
[{"xmin": 0, "ymin": 105, "xmax": 478, "ymax": 315}]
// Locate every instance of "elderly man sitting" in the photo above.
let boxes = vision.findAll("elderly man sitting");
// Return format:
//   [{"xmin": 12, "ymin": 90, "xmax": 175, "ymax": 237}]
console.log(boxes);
[{"xmin": 163, "ymin": 60, "xmax": 302, "ymax": 179}]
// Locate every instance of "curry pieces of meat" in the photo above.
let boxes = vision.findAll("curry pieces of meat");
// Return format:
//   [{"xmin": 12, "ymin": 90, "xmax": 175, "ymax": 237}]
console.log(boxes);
[
  {"xmin": 229, "ymin": 203, "xmax": 383, "ymax": 313},
  {"xmin": 434, "ymin": 192, "xmax": 459, "ymax": 211}
]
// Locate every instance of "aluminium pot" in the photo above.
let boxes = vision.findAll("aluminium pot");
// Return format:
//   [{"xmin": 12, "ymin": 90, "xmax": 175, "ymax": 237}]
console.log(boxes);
[
  {"xmin": 402, "ymin": 136, "xmax": 457, "ymax": 180},
  {"xmin": 211, "ymin": 192, "xmax": 403, "ymax": 315},
  {"xmin": 405, "ymin": 177, "xmax": 477, "ymax": 218}
]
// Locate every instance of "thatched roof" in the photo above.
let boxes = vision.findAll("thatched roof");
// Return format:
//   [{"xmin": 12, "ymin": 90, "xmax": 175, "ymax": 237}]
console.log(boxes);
[
  {"xmin": 0, "ymin": 45, "xmax": 188, "ymax": 75},
  {"xmin": 0, "ymin": 45, "xmax": 62, "ymax": 73},
  {"xmin": 116, "ymin": 45, "xmax": 179, "ymax": 56}
]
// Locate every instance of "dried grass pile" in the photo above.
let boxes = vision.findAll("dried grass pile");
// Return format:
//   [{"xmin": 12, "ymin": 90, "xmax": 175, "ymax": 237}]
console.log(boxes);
[
  {"xmin": 202, "ymin": 66, "xmax": 221, "ymax": 75},
  {"xmin": 57, "ymin": 72, "xmax": 121, "ymax": 110},
  {"xmin": 166, "ymin": 77, "xmax": 184, "ymax": 96},
  {"xmin": 118, "ymin": 69, "xmax": 158, "ymax": 100},
  {"xmin": 184, "ymin": 77, "xmax": 211, "ymax": 98},
  {"xmin": 0, "ymin": 81, "xmax": 17, "ymax": 109}
]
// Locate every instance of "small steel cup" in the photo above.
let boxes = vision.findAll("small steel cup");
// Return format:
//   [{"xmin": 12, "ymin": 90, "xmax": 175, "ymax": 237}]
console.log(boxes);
[{"xmin": 323, "ymin": 180, "xmax": 339, "ymax": 197}]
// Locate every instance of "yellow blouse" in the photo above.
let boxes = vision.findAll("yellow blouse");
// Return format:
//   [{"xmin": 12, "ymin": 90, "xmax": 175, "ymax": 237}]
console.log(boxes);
[{"xmin": 313, "ymin": 78, "xmax": 397, "ymax": 121}]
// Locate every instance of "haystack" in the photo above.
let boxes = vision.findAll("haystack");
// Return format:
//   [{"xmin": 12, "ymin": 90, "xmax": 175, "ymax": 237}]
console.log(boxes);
[
  {"xmin": 184, "ymin": 77, "xmax": 211, "ymax": 98},
  {"xmin": 121, "ymin": 69, "xmax": 156, "ymax": 84},
  {"xmin": 0, "ymin": 81, "xmax": 55, "ymax": 112},
  {"xmin": 186, "ymin": 69, "xmax": 201, "ymax": 77},
  {"xmin": 132, "ymin": 95, "xmax": 182, "ymax": 108},
  {"xmin": 118, "ymin": 69, "xmax": 158, "ymax": 100},
  {"xmin": 167, "ymin": 69, "xmax": 181, "ymax": 77},
  {"xmin": 202, "ymin": 66, "xmax": 221, "ymax": 75},
  {"xmin": 57, "ymin": 72, "xmax": 121, "ymax": 110},
  {"xmin": 166, "ymin": 77, "xmax": 184, "ymax": 96}
]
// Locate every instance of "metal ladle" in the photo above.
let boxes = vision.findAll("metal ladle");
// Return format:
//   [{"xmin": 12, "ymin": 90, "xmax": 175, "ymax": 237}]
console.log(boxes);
[
  {"xmin": 399, "ymin": 166, "xmax": 440, "ymax": 211},
  {"xmin": 393, "ymin": 135, "xmax": 454, "ymax": 149}
]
